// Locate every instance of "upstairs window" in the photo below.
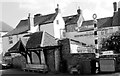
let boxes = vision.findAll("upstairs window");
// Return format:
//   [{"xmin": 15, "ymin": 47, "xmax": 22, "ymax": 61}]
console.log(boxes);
[
  {"xmin": 8, "ymin": 36, "xmax": 13, "ymax": 44},
  {"xmin": 56, "ymin": 20, "xmax": 59, "ymax": 25}
]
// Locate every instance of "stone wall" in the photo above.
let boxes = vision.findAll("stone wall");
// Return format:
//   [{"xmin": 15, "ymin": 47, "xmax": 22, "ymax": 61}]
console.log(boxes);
[
  {"xmin": 59, "ymin": 38, "xmax": 95, "ymax": 72},
  {"xmin": 44, "ymin": 48, "xmax": 60, "ymax": 73},
  {"xmin": 12, "ymin": 55, "xmax": 26, "ymax": 69}
]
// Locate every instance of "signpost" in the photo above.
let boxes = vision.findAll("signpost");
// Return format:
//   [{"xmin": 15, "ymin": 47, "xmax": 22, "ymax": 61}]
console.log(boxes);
[{"xmin": 93, "ymin": 14, "xmax": 99, "ymax": 55}]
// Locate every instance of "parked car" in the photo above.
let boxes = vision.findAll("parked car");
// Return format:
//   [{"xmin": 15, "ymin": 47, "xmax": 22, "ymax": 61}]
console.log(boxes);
[
  {"xmin": 2, "ymin": 63, "xmax": 12, "ymax": 69},
  {"xmin": 69, "ymin": 65, "xmax": 81, "ymax": 74}
]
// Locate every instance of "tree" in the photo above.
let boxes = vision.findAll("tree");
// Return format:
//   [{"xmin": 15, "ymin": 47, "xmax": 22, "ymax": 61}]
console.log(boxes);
[{"xmin": 100, "ymin": 31, "xmax": 120, "ymax": 53}]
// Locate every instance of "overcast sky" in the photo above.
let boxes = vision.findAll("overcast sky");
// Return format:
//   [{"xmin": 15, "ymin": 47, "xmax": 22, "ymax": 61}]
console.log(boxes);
[{"xmin": 0, "ymin": 0, "xmax": 120, "ymax": 28}]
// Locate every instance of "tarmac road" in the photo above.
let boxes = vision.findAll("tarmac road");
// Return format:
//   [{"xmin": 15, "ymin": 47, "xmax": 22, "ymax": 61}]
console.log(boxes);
[{"xmin": 1, "ymin": 69, "xmax": 120, "ymax": 76}]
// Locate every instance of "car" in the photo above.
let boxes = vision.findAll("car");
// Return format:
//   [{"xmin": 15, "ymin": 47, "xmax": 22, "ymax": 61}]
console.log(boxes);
[{"xmin": 2, "ymin": 63, "xmax": 12, "ymax": 69}]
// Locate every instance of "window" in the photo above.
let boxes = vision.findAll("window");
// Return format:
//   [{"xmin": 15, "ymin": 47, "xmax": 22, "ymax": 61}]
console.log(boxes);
[
  {"xmin": 101, "ymin": 30, "xmax": 104, "ymax": 35},
  {"xmin": 105, "ymin": 29, "xmax": 107, "ymax": 34},
  {"xmin": 8, "ymin": 36, "xmax": 13, "ymax": 44},
  {"xmin": 56, "ymin": 20, "xmax": 59, "ymax": 25},
  {"xmin": 9, "ymin": 40, "xmax": 13, "ymax": 44},
  {"xmin": 109, "ymin": 28, "xmax": 113, "ymax": 34},
  {"xmin": 101, "ymin": 29, "xmax": 108, "ymax": 35}
]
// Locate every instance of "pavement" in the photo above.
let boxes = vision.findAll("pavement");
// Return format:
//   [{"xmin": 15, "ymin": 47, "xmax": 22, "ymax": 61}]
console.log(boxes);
[{"xmin": 1, "ymin": 69, "xmax": 120, "ymax": 76}]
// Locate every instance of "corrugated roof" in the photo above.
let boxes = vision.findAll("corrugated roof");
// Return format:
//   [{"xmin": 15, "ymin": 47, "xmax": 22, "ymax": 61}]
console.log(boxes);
[
  {"xmin": 8, "ymin": 39, "xmax": 26, "ymax": 53},
  {"xmin": 3, "ymin": 19, "xmax": 30, "ymax": 37},
  {"xmin": 0, "ymin": 21, "xmax": 13, "ymax": 32},
  {"xmin": 34, "ymin": 13, "xmax": 57, "ymax": 26},
  {"xmin": 63, "ymin": 15, "xmax": 80, "ymax": 25}
]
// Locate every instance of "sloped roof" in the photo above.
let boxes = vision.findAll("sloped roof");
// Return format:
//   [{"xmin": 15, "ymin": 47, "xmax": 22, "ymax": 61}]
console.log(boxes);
[
  {"xmin": 26, "ymin": 32, "xmax": 43, "ymax": 49},
  {"xmin": 3, "ymin": 19, "xmax": 30, "ymax": 37},
  {"xmin": 34, "ymin": 13, "xmax": 57, "ymax": 26},
  {"xmin": 81, "ymin": 17, "xmax": 113, "ymax": 28},
  {"xmin": 63, "ymin": 14, "xmax": 80, "ymax": 25},
  {"xmin": 0, "ymin": 21, "xmax": 13, "ymax": 32},
  {"xmin": 8, "ymin": 39, "xmax": 26, "ymax": 53},
  {"xmin": 26, "ymin": 31, "xmax": 58, "ymax": 49},
  {"xmin": 64, "ymin": 10, "xmax": 120, "ymax": 32}
]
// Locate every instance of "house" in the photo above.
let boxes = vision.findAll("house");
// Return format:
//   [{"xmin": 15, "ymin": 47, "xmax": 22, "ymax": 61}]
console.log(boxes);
[
  {"xmin": 2, "ymin": 4, "xmax": 65, "ymax": 56},
  {"xmin": 0, "ymin": 21, "xmax": 13, "ymax": 56},
  {"xmin": 64, "ymin": 2, "xmax": 120, "ymax": 52},
  {"xmin": 2, "ymin": 18, "xmax": 31, "ymax": 56},
  {"xmin": 63, "ymin": 7, "xmax": 84, "ymax": 32},
  {"xmin": 34, "ymin": 4, "xmax": 65, "ymax": 39}
]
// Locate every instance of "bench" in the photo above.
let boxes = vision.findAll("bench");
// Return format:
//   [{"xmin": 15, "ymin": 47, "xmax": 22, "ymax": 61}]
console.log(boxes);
[{"xmin": 22, "ymin": 64, "xmax": 48, "ymax": 73}]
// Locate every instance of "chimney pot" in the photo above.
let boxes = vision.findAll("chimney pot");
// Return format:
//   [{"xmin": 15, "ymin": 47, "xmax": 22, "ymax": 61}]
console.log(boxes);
[
  {"xmin": 113, "ymin": 2, "xmax": 117, "ymax": 12},
  {"xmin": 28, "ymin": 13, "xmax": 30, "ymax": 18},
  {"xmin": 55, "ymin": 4, "xmax": 60, "ymax": 13},
  {"xmin": 34, "ymin": 14, "xmax": 41, "ymax": 17},
  {"xmin": 77, "ymin": 7, "xmax": 81, "ymax": 14}
]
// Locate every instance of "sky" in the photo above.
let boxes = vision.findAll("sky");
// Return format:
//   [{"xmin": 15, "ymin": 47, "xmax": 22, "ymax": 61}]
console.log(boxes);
[{"xmin": 0, "ymin": 0, "xmax": 120, "ymax": 28}]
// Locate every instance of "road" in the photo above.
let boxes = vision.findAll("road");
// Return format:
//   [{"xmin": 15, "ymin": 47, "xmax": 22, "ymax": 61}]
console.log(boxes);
[{"xmin": 1, "ymin": 69, "xmax": 120, "ymax": 76}]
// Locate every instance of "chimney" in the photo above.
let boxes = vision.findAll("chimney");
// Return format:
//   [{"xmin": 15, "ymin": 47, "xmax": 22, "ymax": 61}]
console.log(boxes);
[
  {"xmin": 28, "ymin": 13, "xmax": 31, "ymax": 26},
  {"xmin": 34, "ymin": 14, "xmax": 41, "ymax": 26},
  {"xmin": 77, "ymin": 6, "xmax": 81, "ymax": 14},
  {"xmin": 28, "ymin": 13, "xmax": 34, "ymax": 33},
  {"xmin": 118, "ymin": 1, "xmax": 120, "ymax": 9},
  {"xmin": 34, "ymin": 14, "xmax": 41, "ymax": 18},
  {"xmin": 118, "ymin": 1, "xmax": 120, "ymax": 25},
  {"xmin": 55, "ymin": 4, "xmax": 60, "ymax": 13},
  {"xmin": 113, "ymin": 2, "xmax": 117, "ymax": 12}
]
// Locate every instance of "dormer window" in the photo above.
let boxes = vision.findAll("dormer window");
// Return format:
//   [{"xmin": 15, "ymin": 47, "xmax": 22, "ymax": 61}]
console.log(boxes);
[{"xmin": 56, "ymin": 20, "xmax": 59, "ymax": 25}]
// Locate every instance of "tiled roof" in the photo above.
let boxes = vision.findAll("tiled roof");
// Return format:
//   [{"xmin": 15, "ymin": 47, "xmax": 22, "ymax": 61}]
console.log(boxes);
[
  {"xmin": 63, "ymin": 15, "xmax": 80, "ymax": 25},
  {"xmin": 26, "ymin": 32, "xmax": 43, "ymax": 49},
  {"xmin": 8, "ymin": 39, "xmax": 26, "ymax": 53},
  {"xmin": 72, "ymin": 17, "xmax": 113, "ymax": 32},
  {"xmin": 3, "ymin": 19, "xmax": 30, "ymax": 37},
  {"xmin": 0, "ymin": 21, "xmax": 13, "ymax": 32},
  {"xmin": 81, "ymin": 17, "xmax": 113, "ymax": 28},
  {"xmin": 26, "ymin": 31, "xmax": 58, "ymax": 49},
  {"xmin": 34, "ymin": 13, "xmax": 57, "ymax": 26},
  {"xmin": 64, "ymin": 12, "xmax": 120, "ymax": 32}
]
